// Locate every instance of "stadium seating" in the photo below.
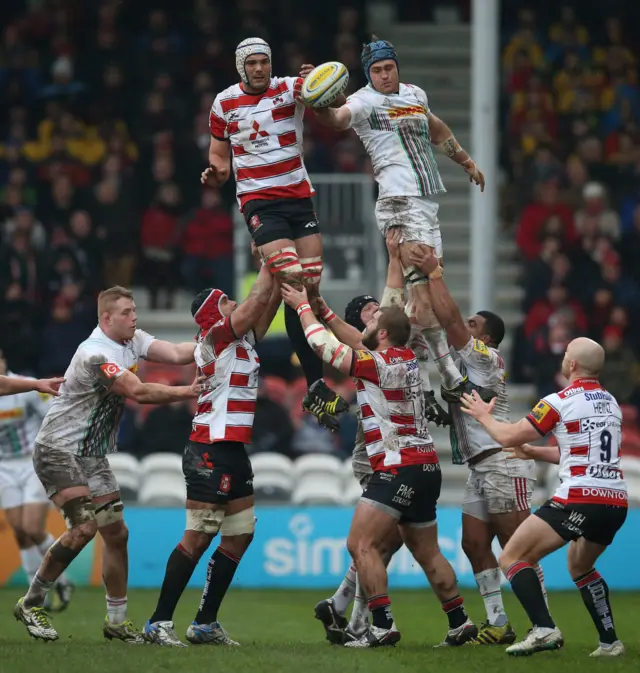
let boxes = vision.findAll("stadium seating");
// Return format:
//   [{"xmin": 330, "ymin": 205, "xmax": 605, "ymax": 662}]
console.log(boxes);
[
  {"xmin": 621, "ymin": 456, "xmax": 640, "ymax": 506},
  {"xmin": 140, "ymin": 453, "xmax": 184, "ymax": 479},
  {"xmin": 292, "ymin": 473, "xmax": 343, "ymax": 506},
  {"xmin": 251, "ymin": 453, "xmax": 295, "ymax": 502},
  {"xmin": 106, "ymin": 453, "xmax": 141, "ymax": 503},
  {"xmin": 138, "ymin": 472, "xmax": 186, "ymax": 507}
]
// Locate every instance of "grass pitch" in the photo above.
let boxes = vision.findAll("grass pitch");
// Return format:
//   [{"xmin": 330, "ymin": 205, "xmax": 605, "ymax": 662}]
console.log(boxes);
[{"xmin": 0, "ymin": 588, "xmax": 638, "ymax": 673}]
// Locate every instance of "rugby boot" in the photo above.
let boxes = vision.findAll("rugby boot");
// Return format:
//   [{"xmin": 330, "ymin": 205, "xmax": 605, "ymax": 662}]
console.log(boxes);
[
  {"xmin": 505, "ymin": 626, "xmax": 564, "ymax": 656},
  {"xmin": 441, "ymin": 377, "xmax": 498, "ymax": 405},
  {"xmin": 314, "ymin": 598, "xmax": 348, "ymax": 645},
  {"xmin": 424, "ymin": 390, "xmax": 451, "ymax": 426},
  {"xmin": 590, "ymin": 640, "xmax": 625, "ymax": 657},
  {"xmin": 434, "ymin": 619, "xmax": 478, "ymax": 647},
  {"xmin": 343, "ymin": 623, "xmax": 401, "ymax": 648},
  {"xmin": 103, "ymin": 618, "xmax": 145, "ymax": 643},
  {"xmin": 302, "ymin": 379, "xmax": 349, "ymax": 431},
  {"xmin": 468, "ymin": 620, "xmax": 517, "ymax": 645},
  {"xmin": 186, "ymin": 621, "xmax": 240, "ymax": 645},
  {"xmin": 14, "ymin": 597, "xmax": 58, "ymax": 641},
  {"xmin": 144, "ymin": 620, "xmax": 187, "ymax": 647}
]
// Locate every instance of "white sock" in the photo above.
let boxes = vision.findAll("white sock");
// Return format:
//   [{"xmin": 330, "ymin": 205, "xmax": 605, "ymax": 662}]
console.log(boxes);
[
  {"xmin": 23, "ymin": 573, "xmax": 54, "ymax": 609},
  {"xmin": 475, "ymin": 568, "xmax": 508, "ymax": 626},
  {"xmin": 20, "ymin": 546, "xmax": 44, "ymax": 584},
  {"xmin": 348, "ymin": 573, "xmax": 370, "ymax": 632},
  {"xmin": 106, "ymin": 595, "xmax": 128, "ymax": 624},
  {"xmin": 331, "ymin": 563, "xmax": 357, "ymax": 616},
  {"xmin": 533, "ymin": 563, "xmax": 549, "ymax": 609},
  {"xmin": 37, "ymin": 533, "xmax": 72, "ymax": 586},
  {"xmin": 421, "ymin": 326, "xmax": 464, "ymax": 389}
]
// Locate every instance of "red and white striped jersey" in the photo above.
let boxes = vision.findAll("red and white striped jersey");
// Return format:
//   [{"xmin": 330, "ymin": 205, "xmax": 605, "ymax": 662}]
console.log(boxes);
[
  {"xmin": 209, "ymin": 77, "xmax": 314, "ymax": 210},
  {"xmin": 190, "ymin": 317, "xmax": 260, "ymax": 445},
  {"xmin": 351, "ymin": 347, "xmax": 438, "ymax": 472},
  {"xmin": 526, "ymin": 378, "xmax": 627, "ymax": 507}
]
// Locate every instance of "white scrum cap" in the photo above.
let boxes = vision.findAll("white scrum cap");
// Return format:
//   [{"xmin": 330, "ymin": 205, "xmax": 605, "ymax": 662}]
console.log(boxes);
[{"xmin": 235, "ymin": 37, "xmax": 271, "ymax": 85}]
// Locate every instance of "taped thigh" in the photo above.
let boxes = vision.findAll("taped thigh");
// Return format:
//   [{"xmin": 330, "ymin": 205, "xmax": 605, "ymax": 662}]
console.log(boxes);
[
  {"xmin": 263, "ymin": 246, "xmax": 304, "ymax": 285},
  {"xmin": 61, "ymin": 495, "xmax": 96, "ymax": 530},
  {"xmin": 403, "ymin": 264, "xmax": 429, "ymax": 287},
  {"xmin": 186, "ymin": 508, "xmax": 225, "ymax": 535},
  {"xmin": 95, "ymin": 499, "xmax": 124, "ymax": 528},
  {"xmin": 220, "ymin": 506, "xmax": 256, "ymax": 536},
  {"xmin": 299, "ymin": 256, "xmax": 323, "ymax": 287}
]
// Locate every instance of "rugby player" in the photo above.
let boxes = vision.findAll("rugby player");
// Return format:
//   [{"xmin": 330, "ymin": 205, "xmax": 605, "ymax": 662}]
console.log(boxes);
[
  {"xmin": 461, "ymin": 337, "xmax": 627, "ymax": 657},
  {"xmin": 0, "ymin": 351, "xmax": 74, "ymax": 612},
  {"xmin": 144, "ymin": 265, "xmax": 281, "ymax": 647},
  {"xmin": 305, "ymin": 37, "xmax": 485, "ymax": 405},
  {"xmin": 14, "ymin": 286, "xmax": 204, "ymax": 643},
  {"xmin": 282, "ymin": 283, "xmax": 477, "ymax": 648},
  {"xmin": 201, "ymin": 37, "xmax": 348, "ymax": 431},
  {"xmin": 408, "ymin": 247, "xmax": 547, "ymax": 645}
]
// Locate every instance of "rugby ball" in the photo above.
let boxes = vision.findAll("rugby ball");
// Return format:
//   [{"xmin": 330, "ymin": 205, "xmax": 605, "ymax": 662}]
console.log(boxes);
[{"xmin": 301, "ymin": 62, "xmax": 349, "ymax": 108}]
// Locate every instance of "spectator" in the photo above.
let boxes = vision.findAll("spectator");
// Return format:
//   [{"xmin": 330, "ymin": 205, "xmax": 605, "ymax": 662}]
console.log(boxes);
[
  {"xmin": 574, "ymin": 182, "xmax": 620, "ymax": 240},
  {"xmin": 39, "ymin": 298, "xmax": 89, "ymax": 376},
  {"xmin": 599, "ymin": 326, "xmax": 638, "ymax": 404}
]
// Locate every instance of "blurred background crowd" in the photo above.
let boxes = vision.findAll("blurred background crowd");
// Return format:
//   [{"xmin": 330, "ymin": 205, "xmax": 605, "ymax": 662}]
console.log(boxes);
[{"xmin": 1, "ymin": 0, "xmax": 640, "ymax": 461}]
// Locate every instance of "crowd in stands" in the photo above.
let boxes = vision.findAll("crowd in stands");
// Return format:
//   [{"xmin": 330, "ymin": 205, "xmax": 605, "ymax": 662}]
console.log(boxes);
[{"xmin": 503, "ymin": 4, "xmax": 640, "ymax": 453}]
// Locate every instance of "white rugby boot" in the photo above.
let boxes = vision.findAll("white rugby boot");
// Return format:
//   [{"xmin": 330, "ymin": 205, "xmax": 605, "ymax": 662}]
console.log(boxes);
[
  {"xmin": 344, "ymin": 623, "xmax": 401, "ymax": 648},
  {"xmin": 144, "ymin": 620, "xmax": 187, "ymax": 647},
  {"xmin": 590, "ymin": 640, "xmax": 625, "ymax": 657},
  {"xmin": 505, "ymin": 626, "xmax": 564, "ymax": 656},
  {"xmin": 186, "ymin": 621, "xmax": 240, "ymax": 645},
  {"xmin": 14, "ymin": 597, "xmax": 59, "ymax": 641}
]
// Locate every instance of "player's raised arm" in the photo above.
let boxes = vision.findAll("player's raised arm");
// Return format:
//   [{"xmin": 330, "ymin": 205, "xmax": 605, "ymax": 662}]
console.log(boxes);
[
  {"xmin": 381, "ymin": 227, "xmax": 405, "ymax": 307},
  {"xmin": 0, "ymin": 375, "xmax": 65, "ymax": 397},
  {"xmin": 227, "ymin": 264, "xmax": 274, "ymax": 339},
  {"xmin": 428, "ymin": 110, "xmax": 485, "ymax": 192},
  {"xmin": 109, "ymin": 369, "xmax": 203, "ymax": 404}
]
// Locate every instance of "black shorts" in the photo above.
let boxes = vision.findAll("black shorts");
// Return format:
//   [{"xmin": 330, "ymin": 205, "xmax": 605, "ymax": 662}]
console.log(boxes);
[
  {"xmin": 535, "ymin": 500, "xmax": 627, "ymax": 547},
  {"xmin": 243, "ymin": 198, "xmax": 320, "ymax": 246},
  {"xmin": 361, "ymin": 463, "xmax": 442, "ymax": 526},
  {"xmin": 183, "ymin": 440, "xmax": 254, "ymax": 505}
]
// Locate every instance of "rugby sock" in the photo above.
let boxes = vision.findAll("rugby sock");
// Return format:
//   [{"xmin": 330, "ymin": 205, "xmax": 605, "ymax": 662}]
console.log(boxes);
[
  {"xmin": 574, "ymin": 569, "xmax": 617, "ymax": 645},
  {"xmin": 37, "ymin": 533, "xmax": 72, "ymax": 586},
  {"xmin": 421, "ymin": 326, "xmax": 464, "ymax": 390},
  {"xmin": 284, "ymin": 304, "xmax": 324, "ymax": 386},
  {"xmin": 20, "ymin": 546, "xmax": 43, "ymax": 583},
  {"xmin": 504, "ymin": 561, "xmax": 555, "ymax": 628},
  {"xmin": 441, "ymin": 595, "xmax": 469, "ymax": 629},
  {"xmin": 331, "ymin": 563, "xmax": 357, "ymax": 616},
  {"xmin": 106, "ymin": 595, "xmax": 128, "ymax": 624},
  {"xmin": 475, "ymin": 568, "xmax": 508, "ymax": 626},
  {"xmin": 23, "ymin": 573, "xmax": 54, "ymax": 608},
  {"xmin": 150, "ymin": 544, "xmax": 198, "ymax": 623},
  {"xmin": 349, "ymin": 573, "xmax": 370, "ymax": 632},
  {"xmin": 195, "ymin": 546, "xmax": 240, "ymax": 624},
  {"xmin": 368, "ymin": 594, "xmax": 394, "ymax": 630},
  {"xmin": 533, "ymin": 562, "xmax": 549, "ymax": 609}
]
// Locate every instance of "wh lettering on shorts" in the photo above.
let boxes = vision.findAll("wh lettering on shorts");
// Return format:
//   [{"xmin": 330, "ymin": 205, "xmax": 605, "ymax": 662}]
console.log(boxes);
[{"xmin": 242, "ymin": 198, "xmax": 320, "ymax": 245}]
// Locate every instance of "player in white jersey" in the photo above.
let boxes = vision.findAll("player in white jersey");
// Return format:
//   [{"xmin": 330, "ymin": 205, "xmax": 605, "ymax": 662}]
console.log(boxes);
[
  {"xmin": 0, "ymin": 352, "xmax": 74, "ymax": 611},
  {"xmin": 462, "ymin": 337, "xmax": 627, "ymax": 658},
  {"xmin": 282, "ymin": 282, "xmax": 477, "ymax": 648},
  {"xmin": 201, "ymin": 37, "xmax": 348, "ymax": 433},
  {"xmin": 144, "ymin": 265, "xmax": 281, "ymax": 647},
  {"xmin": 308, "ymin": 36, "xmax": 485, "ymax": 405},
  {"xmin": 14, "ymin": 286, "xmax": 204, "ymax": 643},
  {"xmin": 408, "ymin": 248, "xmax": 546, "ymax": 645}
]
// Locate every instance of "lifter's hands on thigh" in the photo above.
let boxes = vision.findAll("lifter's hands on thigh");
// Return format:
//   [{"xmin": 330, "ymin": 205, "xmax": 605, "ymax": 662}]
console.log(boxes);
[{"xmin": 408, "ymin": 245, "xmax": 439, "ymax": 276}]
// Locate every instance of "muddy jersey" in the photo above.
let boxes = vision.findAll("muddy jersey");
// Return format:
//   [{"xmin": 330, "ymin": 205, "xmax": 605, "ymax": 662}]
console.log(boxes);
[
  {"xmin": 527, "ymin": 378, "xmax": 626, "ymax": 507},
  {"xmin": 36, "ymin": 327, "xmax": 155, "ymax": 457}
]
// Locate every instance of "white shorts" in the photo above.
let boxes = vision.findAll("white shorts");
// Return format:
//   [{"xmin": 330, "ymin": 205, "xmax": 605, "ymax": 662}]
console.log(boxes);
[
  {"xmin": 375, "ymin": 196, "xmax": 443, "ymax": 258},
  {"xmin": 0, "ymin": 456, "xmax": 49, "ymax": 510},
  {"xmin": 462, "ymin": 453, "xmax": 534, "ymax": 522}
]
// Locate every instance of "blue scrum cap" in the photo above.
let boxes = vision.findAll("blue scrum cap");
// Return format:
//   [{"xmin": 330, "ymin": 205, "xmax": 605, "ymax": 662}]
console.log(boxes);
[{"xmin": 361, "ymin": 35, "xmax": 398, "ymax": 84}]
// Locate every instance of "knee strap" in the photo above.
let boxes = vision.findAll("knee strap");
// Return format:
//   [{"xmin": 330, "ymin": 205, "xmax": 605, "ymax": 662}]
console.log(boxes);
[
  {"xmin": 220, "ymin": 507, "xmax": 256, "ymax": 536},
  {"xmin": 95, "ymin": 499, "xmax": 124, "ymax": 528},
  {"xmin": 61, "ymin": 496, "xmax": 96, "ymax": 530},
  {"xmin": 263, "ymin": 247, "xmax": 304, "ymax": 284},
  {"xmin": 299, "ymin": 256, "xmax": 323, "ymax": 286},
  {"xmin": 186, "ymin": 508, "xmax": 225, "ymax": 535},
  {"xmin": 403, "ymin": 264, "xmax": 429, "ymax": 287}
]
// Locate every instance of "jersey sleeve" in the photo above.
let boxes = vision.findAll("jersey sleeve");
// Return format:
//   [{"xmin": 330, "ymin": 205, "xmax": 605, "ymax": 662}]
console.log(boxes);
[
  {"xmin": 134, "ymin": 329, "xmax": 156, "ymax": 359},
  {"xmin": 204, "ymin": 317, "xmax": 237, "ymax": 357},
  {"xmin": 209, "ymin": 95, "xmax": 228, "ymax": 140},
  {"xmin": 285, "ymin": 76, "xmax": 304, "ymax": 101},
  {"xmin": 350, "ymin": 349, "xmax": 380, "ymax": 383},
  {"xmin": 526, "ymin": 396, "xmax": 561, "ymax": 436},
  {"xmin": 345, "ymin": 89, "xmax": 374, "ymax": 128},
  {"xmin": 90, "ymin": 358, "xmax": 127, "ymax": 389}
]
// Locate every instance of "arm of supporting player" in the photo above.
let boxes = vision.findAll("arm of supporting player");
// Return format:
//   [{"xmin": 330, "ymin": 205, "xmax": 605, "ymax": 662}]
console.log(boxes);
[
  {"xmin": 312, "ymin": 105, "xmax": 352, "ymax": 131},
  {"xmin": 110, "ymin": 370, "xmax": 201, "ymax": 404},
  {"xmin": 407, "ymin": 247, "xmax": 469, "ymax": 351},
  {"xmin": 281, "ymin": 285, "xmax": 354, "ymax": 375},
  {"xmin": 0, "ymin": 375, "xmax": 65, "ymax": 397},
  {"xmin": 228, "ymin": 264, "xmax": 274, "ymax": 339},
  {"xmin": 381, "ymin": 228, "xmax": 405, "ymax": 307},
  {"xmin": 253, "ymin": 280, "xmax": 282, "ymax": 341},
  {"xmin": 514, "ymin": 444, "xmax": 561, "ymax": 464},
  {"xmin": 146, "ymin": 341, "xmax": 196, "ymax": 365},
  {"xmin": 317, "ymin": 299, "xmax": 364, "ymax": 350}
]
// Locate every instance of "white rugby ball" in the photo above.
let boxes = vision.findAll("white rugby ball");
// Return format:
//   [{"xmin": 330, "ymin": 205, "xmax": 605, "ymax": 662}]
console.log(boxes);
[{"xmin": 301, "ymin": 61, "xmax": 349, "ymax": 108}]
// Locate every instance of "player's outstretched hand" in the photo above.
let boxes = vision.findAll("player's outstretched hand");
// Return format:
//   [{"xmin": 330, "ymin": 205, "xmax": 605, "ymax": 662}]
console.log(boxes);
[
  {"xmin": 201, "ymin": 165, "xmax": 229, "ymax": 187},
  {"xmin": 385, "ymin": 227, "xmax": 402, "ymax": 258},
  {"xmin": 408, "ymin": 246, "xmax": 439, "ymax": 276},
  {"xmin": 299, "ymin": 63, "xmax": 315, "ymax": 79},
  {"xmin": 35, "ymin": 377, "xmax": 65, "ymax": 396},
  {"xmin": 189, "ymin": 375, "xmax": 209, "ymax": 397},
  {"xmin": 281, "ymin": 283, "xmax": 309, "ymax": 311},
  {"xmin": 460, "ymin": 390, "xmax": 496, "ymax": 420},
  {"xmin": 504, "ymin": 445, "xmax": 533, "ymax": 460},
  {"xmin": 464, "ymin": 161, "xmax": 485, "ymax": 192}
]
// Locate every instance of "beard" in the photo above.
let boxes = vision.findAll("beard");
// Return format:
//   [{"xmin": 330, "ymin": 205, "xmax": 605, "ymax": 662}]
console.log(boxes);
[{"xmin": 362, "ymin": 329, "xmax": 380, "ymax": 351}]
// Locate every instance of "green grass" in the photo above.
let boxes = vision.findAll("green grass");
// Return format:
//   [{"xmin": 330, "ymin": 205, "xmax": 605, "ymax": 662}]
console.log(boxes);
[{"xmin": 0, "ymin": 588, "xmax": 638, "ymax": 673}]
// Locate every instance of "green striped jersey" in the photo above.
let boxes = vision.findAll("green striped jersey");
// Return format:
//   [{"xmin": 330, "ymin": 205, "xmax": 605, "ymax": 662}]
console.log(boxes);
[{"xmin": 345, "ymin": 83, "xmax": 446, "ymax": 198}]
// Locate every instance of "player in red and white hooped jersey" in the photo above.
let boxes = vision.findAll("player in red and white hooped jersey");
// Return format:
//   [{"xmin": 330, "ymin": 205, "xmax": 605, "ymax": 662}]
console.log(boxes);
[
  {"xmin": 201, "ymin": 37, "xmax": 348, "ymax": 433},
  {"xmin": 145, "ymin": 263, "xmax": 281, "ymax": 648},
  {"xmin": 461, "ymin": 337, "xmax": 627, "ymax": 658},
  {"xmin": 281, "ymin": 281, "xmax": 476, "ymax": 649}
]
